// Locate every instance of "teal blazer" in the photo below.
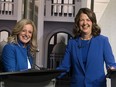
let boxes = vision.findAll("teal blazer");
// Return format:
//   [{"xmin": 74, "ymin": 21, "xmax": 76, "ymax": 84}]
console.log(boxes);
[{"xmin": 57, "ymin": 35, "xmax": 116, "ymax": 87}]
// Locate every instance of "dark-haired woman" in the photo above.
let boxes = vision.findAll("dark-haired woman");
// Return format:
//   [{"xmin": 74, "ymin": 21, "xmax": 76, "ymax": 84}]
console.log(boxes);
[{"xmin": 57, "ymin": 8, "xmax": 116, "ymax": 87}]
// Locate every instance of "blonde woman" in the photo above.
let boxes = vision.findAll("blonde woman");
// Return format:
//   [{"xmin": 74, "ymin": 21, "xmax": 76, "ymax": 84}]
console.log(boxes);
[{"xmin": 2, "ymin": 19, "xmax": 37, "ymax": 72}]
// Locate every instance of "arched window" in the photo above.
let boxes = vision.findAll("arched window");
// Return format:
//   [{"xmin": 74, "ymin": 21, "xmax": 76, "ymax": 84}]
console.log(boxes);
[
  {"xmin": 0, "ymin": 30, "xmax": 9, "ymax": 42},
  {"xmin": 47, "ymin": 32, "xmax": 72, "ymax": 68}
]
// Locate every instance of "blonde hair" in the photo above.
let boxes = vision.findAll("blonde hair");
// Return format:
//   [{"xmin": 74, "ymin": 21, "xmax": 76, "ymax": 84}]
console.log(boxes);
[{"xmin": 8, "ymin": 19, "xmax": 37, "ymax": 56}]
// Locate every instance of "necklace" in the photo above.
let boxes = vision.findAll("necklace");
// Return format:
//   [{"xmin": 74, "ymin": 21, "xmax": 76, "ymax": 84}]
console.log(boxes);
[
  {"xmin": 78, "ymin": 37, "xmax": 92, "ymax": 48},
  {"xmin": 80, "ymin": 35, "xmax": 92, "ymax": 40}
]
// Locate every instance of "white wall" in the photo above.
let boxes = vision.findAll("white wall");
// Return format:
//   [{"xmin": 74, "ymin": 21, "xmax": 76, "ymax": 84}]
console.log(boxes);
[
  {"xmin": 94, "ymin": 0, "xmax": 110, "ymax": 22},
  {"xmin": 98, "ymin": 0, "xmax": 116, "ymax": 86},
  {"xmin": 99, "ymin": 0, "xmax": 116, "ymax": 58}
]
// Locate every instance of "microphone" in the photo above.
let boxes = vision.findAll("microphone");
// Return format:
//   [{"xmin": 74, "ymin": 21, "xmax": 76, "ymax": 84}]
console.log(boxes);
[
  {"xmin": 32, "ymin": 63, "xmax": 48, "ymax": 70},
  {"xmin": 31, "ymin": 49, "xmax": 48, "ymax": 70},
  {"xmin": 27, "ymin": 49, "xmax": 48, "ymax": 71}
]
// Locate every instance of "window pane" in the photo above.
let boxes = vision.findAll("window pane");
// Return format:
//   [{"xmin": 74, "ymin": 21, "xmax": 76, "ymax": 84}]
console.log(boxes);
[
  {"xmin": 57, "ymin": 33, "xmax": 68, "ymax": 44},
  {"xmin": 50, "ymin": 36, "xmax": 54, "ymax": 44},
  {"xmin": 0, "ymin": 31, "xmax": 8, "ymax": 42}
]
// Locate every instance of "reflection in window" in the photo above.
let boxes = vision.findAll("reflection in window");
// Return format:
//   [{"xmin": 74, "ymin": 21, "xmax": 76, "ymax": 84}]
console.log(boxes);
[
  {"xmin": 57, "ymin": 33, "xmax": 68, "ymax": 45},
  {"xmin": 0, "ymin": 31, "xmax": 9, "ymax": 42},
  {"xmin": 48, "ymin": 32, "xmax": 72, "ymax": 68},
  {"xmin": 49, "ymin": 32, "xmax": 69, "ymax": 45}
]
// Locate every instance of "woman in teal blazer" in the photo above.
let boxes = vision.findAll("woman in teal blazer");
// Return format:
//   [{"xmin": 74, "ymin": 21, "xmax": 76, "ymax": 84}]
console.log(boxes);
[{"xmin": 57, "ymin": 8, "xmax": 116, "ymax": 87}]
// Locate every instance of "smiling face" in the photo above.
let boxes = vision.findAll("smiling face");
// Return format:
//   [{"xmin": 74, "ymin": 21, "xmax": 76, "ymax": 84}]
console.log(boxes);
[
  {"xmin": 79, "ymin": 13, "xmax": 92, "ymax": 35},
  {"xmin": 18, "ymin": 24, "xmax": 33, "ymax": 45}
]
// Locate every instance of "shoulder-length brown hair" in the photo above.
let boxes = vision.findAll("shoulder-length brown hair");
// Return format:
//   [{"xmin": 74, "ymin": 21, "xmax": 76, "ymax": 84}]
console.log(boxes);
[{"xmin": 73, "ymin": 8, "xmax": 101, "ymax": 38}]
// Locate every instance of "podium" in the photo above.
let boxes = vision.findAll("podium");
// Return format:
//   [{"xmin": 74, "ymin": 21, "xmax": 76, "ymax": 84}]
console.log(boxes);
[
  {"xmin": 0, "ymin": 69, "xmax": 65, "ymax": 87},
  {"xmin": 106, "ymin": 69, "xmax": 116, "ymax": 87}
]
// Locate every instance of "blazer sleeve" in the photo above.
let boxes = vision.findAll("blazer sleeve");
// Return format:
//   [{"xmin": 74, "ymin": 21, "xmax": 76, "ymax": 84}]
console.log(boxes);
[
  {"xmin": 56, "ymin": 39, "xmax": 72, "ymax": 78},
  {"xmin": 103, "ymin": 37, "xmax": 116, "ymax": 69},
  {"xmin": 2, "ymin": 44, "xmax": 16, "ymax": 72}
]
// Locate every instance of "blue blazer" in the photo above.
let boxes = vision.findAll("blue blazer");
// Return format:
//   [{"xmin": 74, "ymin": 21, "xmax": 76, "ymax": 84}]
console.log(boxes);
[
  {"xmin": 2, "ymin": 40, "xmax": 33, "ymax": 72},
  {"xmin": 57, "ymin": 35, "xmax": 116, "ymax": 87}
]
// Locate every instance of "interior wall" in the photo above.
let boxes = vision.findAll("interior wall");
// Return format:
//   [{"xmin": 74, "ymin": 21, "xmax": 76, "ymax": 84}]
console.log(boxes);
[
  {"xmin": 98, "ymin": 0, "xmax": 116, "ymax": 58},
  {"xmin": 98, "ymin": 0, "xmax": 116, "ymax": 86},
  {"xmin": 0, "ymin": 20, "xmax": 16, "ymax": 32}
]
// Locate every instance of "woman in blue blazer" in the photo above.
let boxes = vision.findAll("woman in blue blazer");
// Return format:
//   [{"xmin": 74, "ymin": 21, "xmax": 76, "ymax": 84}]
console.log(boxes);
[
  {"xmin": 2, "ymin": 19, "xmax": 37, "ymax": 72},
  {"xmin": 57, "ymin": 8, "xmax": 116, "ymax": 87}
]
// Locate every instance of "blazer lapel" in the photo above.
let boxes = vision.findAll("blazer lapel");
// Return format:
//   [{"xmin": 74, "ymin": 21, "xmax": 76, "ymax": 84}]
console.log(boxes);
[
  {"xmin": 86, "ymin": 37, "xmax": 97, "ymax": 70},
  {"xmin": 75, "ymin": 38, "xmax": 85, "ymax": 73}
]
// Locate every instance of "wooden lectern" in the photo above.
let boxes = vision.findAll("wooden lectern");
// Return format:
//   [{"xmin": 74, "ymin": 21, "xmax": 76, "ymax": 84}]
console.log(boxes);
[
  {"xmin": 106, "ymin": 69, "xmax": 116, "ymax": 87},
  {"xmin": 0, "ymin": 69, "xmax": 65, "ymax": 87}
]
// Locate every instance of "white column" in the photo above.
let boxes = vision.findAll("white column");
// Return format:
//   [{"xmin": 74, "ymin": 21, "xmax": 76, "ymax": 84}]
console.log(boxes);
[
  {"xmin": 63, "ymin": 0, "xmax": 68, "ymax": 13},
  {"xmin": 53, "ymin": 0, "xmax": 57, "ymax": 13},
  {"xmin": 36, "ymin": 0, "xmax": 44, "ymax": 67},
  {"xmin": 1, "ymin": 0, "xmax": 5, "ymax": 12},
  {"xmin": 9, "ymin": 0, "xmax": 12, "ymax": 12},
  {"xmin": 58, "ymin": 0, "xmax": 62, "ymax": 13},
  {"xmin": 87, "ymin": 0, "xmax": 91, "ymax": 9},
  {"xmin": 68, "ymin": 0, "xmax": 73, "ymax": 14},
  {"xmin": 17, "ymin": 0, "xmax": 22, "ymax": 21},
  {"xmin": 5, "ymin": 0, "xmax": 9, "ymax": 12}
]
